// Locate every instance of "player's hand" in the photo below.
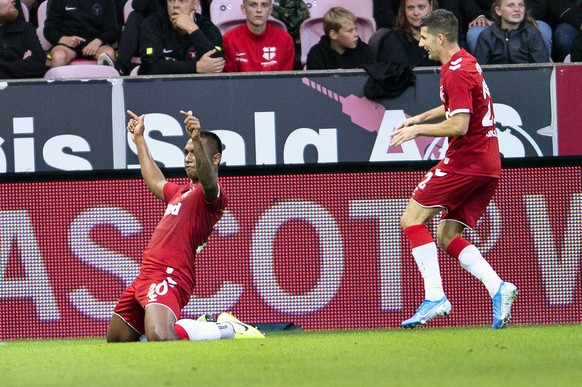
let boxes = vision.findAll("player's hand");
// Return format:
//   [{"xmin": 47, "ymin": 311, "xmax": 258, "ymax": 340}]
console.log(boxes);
[
  {"xmin": 394, "ymin": 115, "xmax": 420, "ymax": 131},
  {"xmin": 390, "ymin": 121, "xmax": 419, "ymax": 146},
  {"xmin": 468, "ymin": 16, "xmax": 492, "ymax": 28},
  {"xmin": 390, "ymin": 126, "xmax": 419, "ymax": 146},
  {"xmin": 196, "ymin": 50, "xmax": 225, "ymax": 73},
  {"xmin": 170, "ymin": 10, "xmax": 198, "ymax": 34},
  {"xmin": 126, "ymin": 110, "xmax": 145, "ymax": 143},
  {"xmin": 180, "ymin": 110, "xmax": 201, "ymax": 140},
  {"xmin": 23, "ymin": 50, "xmax": 32, "ymax": 59}
]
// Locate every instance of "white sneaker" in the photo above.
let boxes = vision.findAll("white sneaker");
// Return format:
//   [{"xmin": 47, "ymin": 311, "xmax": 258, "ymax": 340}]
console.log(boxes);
[{"xmin": 97, "ymin": 53, "xmax": 115, "ymax": 67}]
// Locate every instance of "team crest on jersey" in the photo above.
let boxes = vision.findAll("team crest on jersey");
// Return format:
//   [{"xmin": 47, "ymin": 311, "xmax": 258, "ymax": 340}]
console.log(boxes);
[
  {"xmin": 188, "ymin": 48, "xmax": 198, "ymax": 60},
  {"xmin": 263, "ymin": 47, "xmax": 276, "ymax": 60}
]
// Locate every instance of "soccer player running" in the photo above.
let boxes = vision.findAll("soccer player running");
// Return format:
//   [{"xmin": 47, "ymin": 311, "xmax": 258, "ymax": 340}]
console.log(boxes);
[
  {"xmin": 391, "ymin": 9, "xmax": 517, "ymax": 330},
  {"xmin": 106, "ymin": 110, "xmax": 264, "ymax": 342}
]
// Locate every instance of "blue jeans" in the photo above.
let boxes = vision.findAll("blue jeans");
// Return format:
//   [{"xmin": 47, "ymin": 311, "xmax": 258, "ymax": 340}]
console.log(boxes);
[
  {"xmin": 466, "ymin": 20, "xmax": 553, "ymax": 58},
  {"xmin": 553, "ymin": 23, "xmax": 582, "ymax": 61}
]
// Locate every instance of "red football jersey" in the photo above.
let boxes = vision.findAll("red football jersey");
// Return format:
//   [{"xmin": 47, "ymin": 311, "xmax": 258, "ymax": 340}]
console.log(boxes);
[
  {"xmin": 141, "ymin": 181, "xmax": 227, "ymax": 293},
  {"xmin": 438, "ymin": 49, "xmax": 501, "ymax": 178}
]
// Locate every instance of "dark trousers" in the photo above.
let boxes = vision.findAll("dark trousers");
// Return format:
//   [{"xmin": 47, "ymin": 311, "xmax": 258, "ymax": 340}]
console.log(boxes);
[{"xmin": 116, "ymin": 11, "xmax": 145, "ymax": 73}]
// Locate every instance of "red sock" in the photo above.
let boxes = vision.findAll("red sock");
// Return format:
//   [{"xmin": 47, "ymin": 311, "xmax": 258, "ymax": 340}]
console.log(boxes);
[
  {"xmin": 403, "ymin": 224, "xmax": 434, "ymax": 248},
  {"xmin": 446, "ymin": 236, "xmax": 471, "ymax": 259},
  {"xmin": 173, "ymin": 323, "xmax": 189, "ymax": 340}
]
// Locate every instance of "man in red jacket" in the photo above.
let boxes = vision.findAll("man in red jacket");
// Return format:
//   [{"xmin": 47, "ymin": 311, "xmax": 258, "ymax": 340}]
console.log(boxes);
[{"xmin": 222, "ymin": 0, "xmax": 295, "ymax": 72}]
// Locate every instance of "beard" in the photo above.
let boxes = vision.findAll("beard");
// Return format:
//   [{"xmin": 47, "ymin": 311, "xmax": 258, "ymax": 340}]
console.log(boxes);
[{"xmin": 0, "ymin": 6, "xmax": 19, "ymax": 24}]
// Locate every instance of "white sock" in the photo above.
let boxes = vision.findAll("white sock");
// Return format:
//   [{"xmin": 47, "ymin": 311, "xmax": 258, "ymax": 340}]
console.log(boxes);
[
  {"xmin": 412, "ymin": 242, "xmax": 445, "ymax": 301},
  {"xmin": 175, "ymin": 319, "xmax": 235, "ymax": 340},
  {"xmin": 457, "ymin": 245, "xmax": 502, "ymax": 297}
]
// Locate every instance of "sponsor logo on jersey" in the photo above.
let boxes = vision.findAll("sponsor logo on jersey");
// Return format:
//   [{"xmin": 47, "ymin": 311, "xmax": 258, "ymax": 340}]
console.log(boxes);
[{"xmin": 164, "ymin": 202, "xmax": 182, "ymax": 216}]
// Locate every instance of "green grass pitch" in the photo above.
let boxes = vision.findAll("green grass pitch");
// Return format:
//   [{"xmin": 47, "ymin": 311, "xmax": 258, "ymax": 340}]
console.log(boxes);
[{"xmin": 2, "ymin": 325, "xmax": 581, "ymax": 386}]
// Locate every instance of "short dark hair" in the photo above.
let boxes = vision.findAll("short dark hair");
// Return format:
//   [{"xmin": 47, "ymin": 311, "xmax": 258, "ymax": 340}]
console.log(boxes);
[
  {"xmin": 200, "ymin": 131, "xmax": 223, "ymax": 155},
  {"xmin": 419, "ymin": 9, "xmax": 458, "ymax": 43}
]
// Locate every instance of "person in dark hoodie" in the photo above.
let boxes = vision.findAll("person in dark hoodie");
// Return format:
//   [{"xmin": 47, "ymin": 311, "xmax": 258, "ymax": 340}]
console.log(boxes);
[
  {"xmin": 376, "ymin": 0, "xmax": 441, "ymax": 67},
  {"xmin": 306, "ymin": 7, "xmax": 374, "ymax": 70},
  {"xmin": 0, "ymin": 0, "xmax": 47, "ymax": 78},
  {"xmin": 43, "ymin": 0, "xmax": 119, "ymax": 67},
  {"xmin": 138, "ymin": 0, "xmax": 223, "ymax": 75},
  {"xmin": 111, "ymin": 0, "xmax": 165, "ymax": 75},
  {"xmin": 474, "ymin": 0, "xmax": 549, "ymax": 64}
]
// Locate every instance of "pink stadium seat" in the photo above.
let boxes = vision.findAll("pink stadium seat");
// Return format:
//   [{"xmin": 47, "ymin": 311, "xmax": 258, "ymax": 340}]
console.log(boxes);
[
  {"xmin": 130, "ymin": 65, "xmax": 140, "ymax": 76},
  {"xmin": 210, "ymin": 0, "xmax": 286, "ymax": 35},
  {"xmin": 36, "ymin": 1, "xmax": 51, "ymax": 51},
  {"xmin": 20, "ymin": 2, "xmax": 29, "ymax": 21},
  {"xmin": 44, "ymin": 64, "xmax": 120, "ymax": 79},
  {"xmin": 123, "ymin": 0, "xmax": 133, "ymax": 23},
  {"xmin": 303, "ymin": 0, "xmax": 374, "ymax": 24}
]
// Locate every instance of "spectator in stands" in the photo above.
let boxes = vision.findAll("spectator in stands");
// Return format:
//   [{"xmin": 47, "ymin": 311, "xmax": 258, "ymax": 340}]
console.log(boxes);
[
  {"xmin": 113, "ymin": 0, "xmax": 165, "ymax": 75},
  {"xmin": 376, "ymin": 0, "xmax": 440, "ymax": 67},
  {"xmin": 375, "ymin": 0, "xmax": 441, "ymax": 67},
  {"xmin": 0, "ymin": 0, "xmax": 47, "ymax": 78},
  {"xmin": 43, "ymin": 0, "xmax": 119, "ymax": 67},
  {"xmin": 463, "ymin": 0, "xmax": 551, "ymax": 57},
  {"xmin": 306, "ymin": 7, "xmax": 374, "ymax": 70},
  {"xmin": 548, "ymin": 0, "xmax": 582, "ymax": 61},
  {"xmin": 373, "ymin": 0, "xmax": 401, "ymax": 29},
  {"xmin": 474, "ymin": 0, "xmax": 549, "ymax": 64},
  {"xmin": 139, "ymin": 0, "xmax": 223, "ymax": 75},
  {"xmin": 222, "ymin": 0, "xmax": 295, "ymax": 72}
]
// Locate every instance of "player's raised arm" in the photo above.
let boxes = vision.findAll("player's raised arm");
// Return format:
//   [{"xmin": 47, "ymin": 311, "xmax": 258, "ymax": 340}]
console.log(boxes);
[
  {"xmin": 126, "ymin": 110, "xmax": 167, "ymax": 200},
  {"xmin": 180, "ymin": 110, "xmax": 220, "ymax": 201}
]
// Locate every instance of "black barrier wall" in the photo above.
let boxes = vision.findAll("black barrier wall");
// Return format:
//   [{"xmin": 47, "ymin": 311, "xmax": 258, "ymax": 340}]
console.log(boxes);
[{"xmin": 0, "ymin": 65, "xmax": 558, "ymax": 174}]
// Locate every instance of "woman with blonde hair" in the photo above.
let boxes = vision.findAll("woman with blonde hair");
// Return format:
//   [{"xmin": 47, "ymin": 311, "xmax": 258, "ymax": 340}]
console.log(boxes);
[{"xmin": 474, "ymin": 0, "xmax": 550, "ymax": 64}]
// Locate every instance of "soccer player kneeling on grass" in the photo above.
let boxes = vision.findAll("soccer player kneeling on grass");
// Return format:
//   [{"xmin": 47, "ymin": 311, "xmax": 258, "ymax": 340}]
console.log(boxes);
[
  {"xmin": 106, "ymin": 110, "xmax": 264, "ymax": 342},
  {"xmin": 390, "ymin": 9, "xmax": 517, "ymax": 330}
]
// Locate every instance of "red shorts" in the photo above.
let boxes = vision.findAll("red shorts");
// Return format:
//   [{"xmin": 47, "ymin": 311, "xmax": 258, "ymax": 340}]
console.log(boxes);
[
  {"xmin": 411, "ymin": 166, "xmax": 498, "ymax": 229},
  {"xmin": 112, "ymin": 268, "xmax": 191, "ymax": 335}
]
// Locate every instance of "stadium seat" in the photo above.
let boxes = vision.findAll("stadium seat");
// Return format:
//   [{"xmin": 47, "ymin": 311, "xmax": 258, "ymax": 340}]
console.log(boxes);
[
  {"xmin": 210, "ymin": 0, "xmax": 286, "ymax": 35},
  {"xmin": 130, "ymin": 65, "xmax": 140, "ymax": 76},
  {"xmin": 302, "ymin": 0, "xmax": 375, "ymax": 26},
  {"xmin": 20, "ymin": 2, "xmax": 29, "ymax": 22},
  {"xmin": 123, "ymin": 0, "xmax": 133, "ymax": 23},
  {"xmin": 564, "ymin": 54, "xmax": 572, "ymax": 63},
  {"xmin": 36, "ymin": 1, "xmax": 51, "ymax": 51},
  {"xmin": 44, "ymin": 64, "xmax": 121, "ymax": 79}
]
